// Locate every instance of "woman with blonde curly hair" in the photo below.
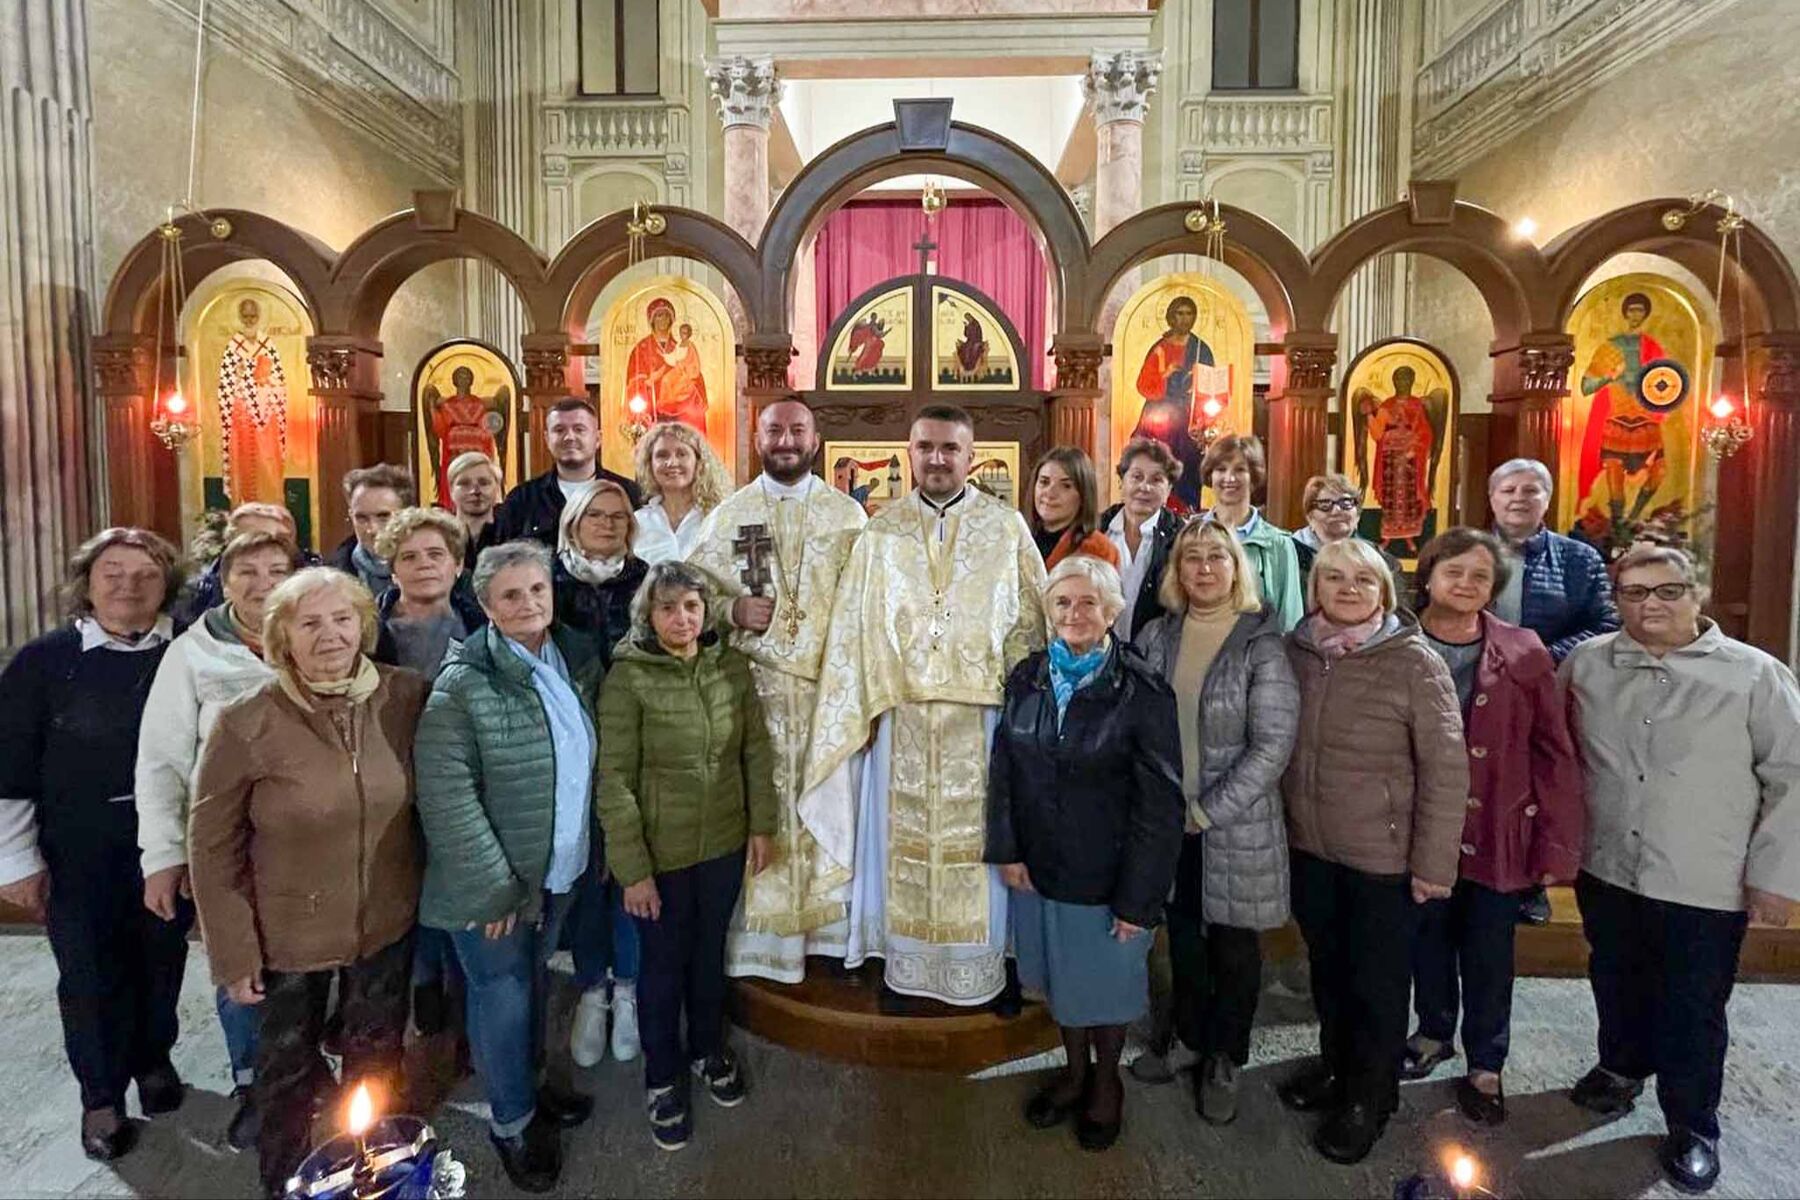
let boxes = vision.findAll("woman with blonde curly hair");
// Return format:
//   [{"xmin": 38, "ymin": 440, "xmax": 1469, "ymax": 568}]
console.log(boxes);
[
  {"xmin": 632, "ymin": 421, "xmax": 732, "ymax": 564},
  {"xmin": 188, "ymin": 567, "xmax": 429, "ymax": 1195}
]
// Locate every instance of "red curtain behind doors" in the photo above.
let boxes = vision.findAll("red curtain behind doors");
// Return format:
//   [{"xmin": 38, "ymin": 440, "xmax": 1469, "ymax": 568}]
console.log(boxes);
[{"xmin": 812, "ymin": 197, "xmax": 1049, "ymax": 388}]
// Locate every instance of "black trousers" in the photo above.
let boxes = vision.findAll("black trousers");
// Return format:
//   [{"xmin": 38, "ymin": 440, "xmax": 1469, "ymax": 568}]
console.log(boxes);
[
  {"xmin": 256, "ymin": 933, "xmax": 412, "ymax": 1193},
  {"xmin": 1290, "ymin": 849, "xmax": 1417, "ymax": 1113},
  {"xmin": 633, "ymin": 850, "xmax": 744, "ymax": 1090},
  {"xmin": 41, "ymin": 831, "xmax": 192, "ymax": 1113},
  {"xmin": 1576, "ymin": 871, "xmax": 1747, "ymax": 1141},
  {"xmin": 1167, "ymin": 834, "xmax": 1263, "ymax": 1066},
  {"xmin": 1410, "ymin": 878, "xmax": 1521, "ymax": 1072}
]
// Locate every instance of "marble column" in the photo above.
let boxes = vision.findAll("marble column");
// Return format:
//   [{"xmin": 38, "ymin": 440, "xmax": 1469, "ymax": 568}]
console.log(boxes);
[
  {"xmin": 706, "ymin": 55, "xmax": 782, "ymax": 477},
  {"xmin": 1083, "ymin": 51, "xmax": 1160, "ymax": 239},
  {"xmin": 1336, "ymin": 0, "xmax": 1406, "ymax": 355},
  {"xmin": 1, "ymin": 0, "xmax": 101, "ymax": 645},
  {"xmin": 706, "ymin": 55, "xmax": 780, "ymax": 246}
]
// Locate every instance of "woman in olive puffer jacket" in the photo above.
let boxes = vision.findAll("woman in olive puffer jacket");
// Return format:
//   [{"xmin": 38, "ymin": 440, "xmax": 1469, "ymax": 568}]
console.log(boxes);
[{"xmin": 595, "ymin": 561, "xmax": 776, "ymax": 1152}]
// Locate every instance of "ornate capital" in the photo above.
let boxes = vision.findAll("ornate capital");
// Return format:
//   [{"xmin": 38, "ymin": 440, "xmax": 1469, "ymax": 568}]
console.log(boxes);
[
  {"xmin": 307, "ymin": 346, "xmax": 356, "ymax": 392},
  {"xmin": 704, "ymin": 55, "xmax": 781, "ymax": 131},
  {"xmin": 1084, "ymin": 50, "xmax": 1162, "ymax": 126},
  {"xmin": 1750, "ymin": 332, "xmax": 1800, "ymax": 412},
  {"xmin": 1052, "ymin": 340, "xmax": 1104, "ymax": 392},
  {"xmin": 1518, "ymin": 344, "xmax": 1576, "ymax": 393},
  {"xmin": 521, "ymin": 345, "xmax": 570, "ymax": 394},
  {"xmin": 743, "ymin": 339, "xmax": 794, "ymax": 392},
  {"xmin": 92, "ymin": 336, "xmax": 153, "ymax": 393},
  {"xmin": 1284, "ymin": 344, "xmax": 1337, "ymax": 392}
]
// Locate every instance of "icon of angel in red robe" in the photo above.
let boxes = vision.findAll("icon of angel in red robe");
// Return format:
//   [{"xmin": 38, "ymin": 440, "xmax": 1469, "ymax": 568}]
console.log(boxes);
[
  {"xmin": 1352, "ymin": 364, "xmax": 1448, "ymax": 556},
  {"xmin": 424, "ymin": 365, "xmax": 507, "ymax": 504}
]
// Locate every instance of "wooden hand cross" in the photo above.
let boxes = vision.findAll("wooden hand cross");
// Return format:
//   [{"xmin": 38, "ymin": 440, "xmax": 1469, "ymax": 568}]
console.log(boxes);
[{"xmin": 734, "ymin": 523, "xmax": 773, "ymax": 597}]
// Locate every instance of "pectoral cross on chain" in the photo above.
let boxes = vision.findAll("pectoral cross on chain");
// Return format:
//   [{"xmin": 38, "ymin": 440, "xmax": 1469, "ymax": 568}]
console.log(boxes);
[{"xmin": 733, "ymin": 523, "xmax": 773, "ymax": 597}]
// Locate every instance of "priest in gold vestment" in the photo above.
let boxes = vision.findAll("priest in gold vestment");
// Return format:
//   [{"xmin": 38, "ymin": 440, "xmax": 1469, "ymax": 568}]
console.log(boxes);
[
  {"xmin": 803, "ymin": 405, "xmax": 1047, "ymax": 1005},
  {"xmin": 686, "ymin": 399, "xmax": 868, "ymax": 982}
]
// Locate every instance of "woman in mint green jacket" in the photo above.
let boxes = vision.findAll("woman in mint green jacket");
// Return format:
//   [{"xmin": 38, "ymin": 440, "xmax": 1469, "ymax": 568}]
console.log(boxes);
[
  {"xmin": 1198, "ymin": 435, "xmax": 1304, "ymax": 631},
  {"xmin": 595, "ymin": 560, "xmax": 775, "ymax": 1152}
]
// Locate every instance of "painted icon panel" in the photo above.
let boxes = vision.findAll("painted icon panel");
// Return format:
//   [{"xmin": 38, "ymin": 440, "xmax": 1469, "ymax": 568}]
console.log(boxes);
[
  {"xmin": 1339, "ymin": 338, "xmax": 1459, "ymax": 566},
  {"xmin": 931, "ymin": 286, "xmax": 1018, "ymax": 390},
  {"xmin": 824, "ymin": 440, "xmax": 1021, "ymax": 518},
  {"xmin": 410, "ymin": 340, "xmax": 521, "ymax": 509},
  {"xmin": 825, "ymin": 286, "xmax": 912, "ymax": 391},
  {"xmin": 599, "ymin": 275, "xmax": 735, "ymax": 478}
]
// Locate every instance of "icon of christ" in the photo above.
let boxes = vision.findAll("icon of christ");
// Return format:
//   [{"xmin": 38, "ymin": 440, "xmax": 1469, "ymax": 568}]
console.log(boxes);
[{"xmin": 1129, "ymin": 295, "xmax": 1215, "ymax": 510}]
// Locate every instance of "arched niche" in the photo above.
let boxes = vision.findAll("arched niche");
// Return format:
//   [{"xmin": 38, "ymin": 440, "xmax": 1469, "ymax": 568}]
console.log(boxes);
[
  {"xmin": 595, "ymin": 275, "xmax": 737, "ymax": 479},
  {"xmin": 757, "ymin": 118, "xmax": 1091, "ymax": 338},
  {"xmin": 102, "ymin": 210, "xmax": 333, "ymax": 338},
  {"xmin": 550, "ymin": 208, "xmax": 763, "ymax": 342},
  {"xmin": 333, "ymin": 209, "xmax": 559, "ymax": 336},
  {"xmin": 1109, "ymin": 272, "xmax": 1256, "ymax": 513},
  {"xmin": 178, "ymin": 269, "xmax": 320, "ymax": 549},
  {"xmin": 1084, "ymin": 202, "xmax": 1307, "ymax": 340}
]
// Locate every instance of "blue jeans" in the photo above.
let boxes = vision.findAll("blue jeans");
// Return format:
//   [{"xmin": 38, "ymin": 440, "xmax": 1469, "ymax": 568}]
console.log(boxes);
[
  {"xmin": 411, "ymin": 926, "xmax": 462, "ymax": 989},
  {"xmin": 450, "ymin": 883, "xmax": 580, "ymax": 1138},
  {"xmin": 215, "ymin": 987, "xmax": 261, "ymax": 1087},
  {"xmin": 567, "ymin": 870, "xmax": 640, "ymax": 990},
  {"xmin": 1411, "ymin": 879, "xmax": 1522, "ymax": 1072}
]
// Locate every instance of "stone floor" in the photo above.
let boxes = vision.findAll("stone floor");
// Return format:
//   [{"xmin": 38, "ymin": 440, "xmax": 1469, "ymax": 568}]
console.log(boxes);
[{"xmin": 2, "ymin": 932, "xmax": 1797, "ymax": 1199}]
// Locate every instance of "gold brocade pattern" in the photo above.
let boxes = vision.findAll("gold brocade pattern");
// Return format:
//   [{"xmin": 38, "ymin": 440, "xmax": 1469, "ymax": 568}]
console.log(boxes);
[
  {"xmin": 804, "ymin": 487, "xmax": 1047, "ymax": 945},
  {"xmin": 887, "ymin": 701, "xmax": 991, "ymax": 944},
  {"xmin": 686, "ymin": 481, "xmax": 867, "ymax": 682},
  {"xmin": 737, "ymin": 666, "xmax": 849, "ymax": 935}
]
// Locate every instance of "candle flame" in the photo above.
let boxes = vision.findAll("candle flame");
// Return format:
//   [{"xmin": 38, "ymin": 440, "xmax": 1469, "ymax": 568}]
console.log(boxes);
[
  {"xmin": 347, "ymin": 1082, "xmax": 374, "ymax": 1137},
  {"xmin": 165, "ymin": 391, "xmax": 189, "ymax": 416},
  {"xmin": 1710, "ymin": 395, "xmax": 1736, "ymax": 421},
  {"xmin": 1202, "ymin": 397, "xmax": 1224, "ymax": 420},
  {"xmin": 627, "ymin": 394, "xmax": 649, "ymax": 416},
  {"xmin": 1451, "ymin": 1153, "xmax": 1476, "ymax": 1189}
]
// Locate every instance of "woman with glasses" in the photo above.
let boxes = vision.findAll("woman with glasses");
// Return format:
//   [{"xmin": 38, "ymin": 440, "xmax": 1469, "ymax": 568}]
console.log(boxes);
[
  {"xmin": 1560, "ymin": 545, "xmax": 1800, "ymax": 1194},
  {"xmin": 1277, "ymin": 538, "xmax": 1467, "ymax": 1165},
  {"xmin": 1291, "ymin": 474, "xmax": 1402, "ymax": 590},
  {"xmin": 1198, "ymin": 435, "xmax": 1303, "ymax": 631}
]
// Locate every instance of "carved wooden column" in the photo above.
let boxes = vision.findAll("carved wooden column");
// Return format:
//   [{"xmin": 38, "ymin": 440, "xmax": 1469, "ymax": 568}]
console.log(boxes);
[
  {"xmin": 305, "ymin": 336, "xmax": 384, "ymax": 547},
  {"xmin": 1049, "ymin": 335, "xmax": 1105, "ymax": 463},
  {"xmin": 1487, "ymin": 334, "xmax": 1575, "ymax": 504},
  {"xmin": 91, "ymin": 335, "xmax": 160, "ymax": 537},
  {"xmin": 742, "ymin": 333, "xmax": 796, "ymax": 479},
  {"xmin": 520, "ymin": 332, "xmax": 577, "ymax": 477},
  {"xmin": 1745, "ymin": 331, "xmax": 1800, "ymax": 659},
  {"xmin": 1268, "ymin": 336, "xmax": 1337, "ymax": 526}
]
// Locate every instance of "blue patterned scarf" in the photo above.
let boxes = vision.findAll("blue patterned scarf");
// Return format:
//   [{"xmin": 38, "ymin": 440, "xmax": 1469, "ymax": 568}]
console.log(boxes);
[{"xmin": 1048, "ymin": 637, "xmax": 1110, "ymax": 727}]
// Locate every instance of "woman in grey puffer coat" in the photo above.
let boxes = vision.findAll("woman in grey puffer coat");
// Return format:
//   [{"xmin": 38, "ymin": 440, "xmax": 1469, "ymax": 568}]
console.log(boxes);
[{"xmin": 1132, "ymin": 518, "xmax": 1299, "ymax": 1125}]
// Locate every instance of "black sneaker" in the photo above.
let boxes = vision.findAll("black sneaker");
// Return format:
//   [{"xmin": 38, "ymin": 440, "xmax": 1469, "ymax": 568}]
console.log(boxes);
[
  {"xmin": 225, "ymin": 1086, "xmax": 259, "ymax": 1153},
  {"xmin": 647, "ymin": 1084, "xmax": 691, "ymax": 1151},
  {"xmin": 490, "ymin": 1109, "xmax": 562, "ymax": 1193},
  {"xmin": 1518, "ymin": 885, "xmax": 1553, "ymax": 926},
  {"xmin": 692, "ymin": 1049, "xmax": 748, "ymax": 1107}
]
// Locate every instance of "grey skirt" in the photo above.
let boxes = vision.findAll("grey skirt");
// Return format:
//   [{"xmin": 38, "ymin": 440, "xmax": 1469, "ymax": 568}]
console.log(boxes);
[{"xmin": 1011, "ymin": 889, "xmax": 1151, "ymax": 1027}]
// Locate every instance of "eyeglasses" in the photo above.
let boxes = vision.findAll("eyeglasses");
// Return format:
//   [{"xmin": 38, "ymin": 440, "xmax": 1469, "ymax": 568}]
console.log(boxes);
[
  {"xmin": 1617, "ymin": 583, "xmax": 1693, "ymax": 603},
  {"xmin": 586, "ymin": 512, "xmax": 632, "ymax": 525},
  {"xmin": 1311, "ymin": 497, "xmax": 1358, "ymax": 513}
]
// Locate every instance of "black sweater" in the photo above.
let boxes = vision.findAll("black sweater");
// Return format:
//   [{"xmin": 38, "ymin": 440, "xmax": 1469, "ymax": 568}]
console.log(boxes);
[{"xmin": 0, "ymin": 627, "xmax": 169, "ymax": 850}]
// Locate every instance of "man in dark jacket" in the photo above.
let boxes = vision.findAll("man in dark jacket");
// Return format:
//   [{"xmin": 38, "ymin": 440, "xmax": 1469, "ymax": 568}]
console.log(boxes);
[
  {"xmin": 324, "ymin": 464, "xmax": 414, "ymax": 596},
  {"xmin": 491, "ymin": 398, "xmax": 641, "ymax": 547}
]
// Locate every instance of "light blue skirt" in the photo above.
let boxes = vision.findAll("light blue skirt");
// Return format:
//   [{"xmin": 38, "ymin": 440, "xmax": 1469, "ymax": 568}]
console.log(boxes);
[{"xmin": 1011, "ymin": 889, "xmax": 1151, "ymax": 1027}]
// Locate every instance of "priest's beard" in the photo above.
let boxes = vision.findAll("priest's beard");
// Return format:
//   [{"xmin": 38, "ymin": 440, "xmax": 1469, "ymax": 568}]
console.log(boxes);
[{"xmin": 762, "ymin": 448, "xmax": 815, "ymax": 485}]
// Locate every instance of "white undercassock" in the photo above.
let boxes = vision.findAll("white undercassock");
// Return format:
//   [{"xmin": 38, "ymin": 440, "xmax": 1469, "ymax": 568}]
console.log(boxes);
[{"xmin": 802, "ymin": 484, "xmax": 1046, "ymax": 1005}]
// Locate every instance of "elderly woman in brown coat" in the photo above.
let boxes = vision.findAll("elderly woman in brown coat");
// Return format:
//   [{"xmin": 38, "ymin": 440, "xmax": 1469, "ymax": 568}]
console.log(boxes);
[
  {"xmin": 1277, "ymin": 538, "xmax": 1468, "ymax": 1166},
  {"xmin": 189, "ymin": 567, "xmax": 428, "ymax": 1196}
]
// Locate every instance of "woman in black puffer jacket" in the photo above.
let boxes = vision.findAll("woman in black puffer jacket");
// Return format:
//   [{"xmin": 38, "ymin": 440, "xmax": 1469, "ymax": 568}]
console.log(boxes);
[
  {"xmin": 552, "ymin": 479, "xmax": 648, "ymax": 672},
  {"xmin": 986, "ymin": 554, "xmax": 1183, "ymax": 1153}
]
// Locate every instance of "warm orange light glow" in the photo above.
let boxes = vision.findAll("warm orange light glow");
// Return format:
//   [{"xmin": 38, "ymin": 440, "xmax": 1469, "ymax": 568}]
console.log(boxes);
[
  {"xmin": 1710, "ymin": 395, "xmax": 1737, "ymax": 421},
  {"xmin": 1451, "ymin": 1154, "xmax": 1476, "ymax": 1189},
  {"xmin": 164, "ymin": 392, "xmax": 189, "ymax": 416},
  {"xmin": 1202, "ymin": 397, "xmax": 1224, "ymax": 420},
  {"xmin": 627, "ymin": 394, "xmax": 649, "ymax": 416},
  {"xmin": 1513, "ymin": 217, "xmax": 1539, "ymax": 240},
  {"xmin": 346, "ymin": 1083, "xmax": 374, "ymax": 1138}
]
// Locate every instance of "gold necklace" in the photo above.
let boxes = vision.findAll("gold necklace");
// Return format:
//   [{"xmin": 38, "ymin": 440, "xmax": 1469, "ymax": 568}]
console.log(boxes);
[{"xmin": 760, "ymin": 477, "xmax": 814, "ymax": 640}]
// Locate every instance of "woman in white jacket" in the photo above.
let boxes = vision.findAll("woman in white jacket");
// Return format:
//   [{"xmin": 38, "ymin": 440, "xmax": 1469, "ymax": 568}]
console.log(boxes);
[{"xmin": 134, "ymin": 529, "xmax": 295, "ymax": 1150}]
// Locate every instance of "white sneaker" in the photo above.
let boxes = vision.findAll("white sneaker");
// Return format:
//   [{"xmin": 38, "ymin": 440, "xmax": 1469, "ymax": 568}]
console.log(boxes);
[
  {"xmin": 611, "ymin": 985, "xmax": 641, "ymax": 1062},
  {"xmin": 571, "ymin": 986, "xmax": 610, "ymax": 1068}
]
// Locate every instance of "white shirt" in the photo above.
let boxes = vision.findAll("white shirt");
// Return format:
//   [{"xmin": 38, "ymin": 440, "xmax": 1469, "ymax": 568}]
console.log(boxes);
[
  {"xmin": 77, "ymin": 615, "xmax": 174, "ymax": 652},
  {"xmin": 1108, "ymin": 508, "xmax": 1162, "ymax": 640},
  {"xmin": 634, "ymin": 496, "xmax": 706, "ymax": 564}
]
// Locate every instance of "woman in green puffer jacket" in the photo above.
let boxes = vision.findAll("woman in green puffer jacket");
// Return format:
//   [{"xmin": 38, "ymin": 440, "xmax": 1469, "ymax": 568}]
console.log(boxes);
[{"xmin": 595, "ymin": 560, "xmax": 776, "ymax": 1152}]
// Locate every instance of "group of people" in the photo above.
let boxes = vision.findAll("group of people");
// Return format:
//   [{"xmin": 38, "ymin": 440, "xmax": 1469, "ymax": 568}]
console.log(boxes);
[{"xmin": 0, "ymin": 393, "xmax": 1794, "ymax": 1198}]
